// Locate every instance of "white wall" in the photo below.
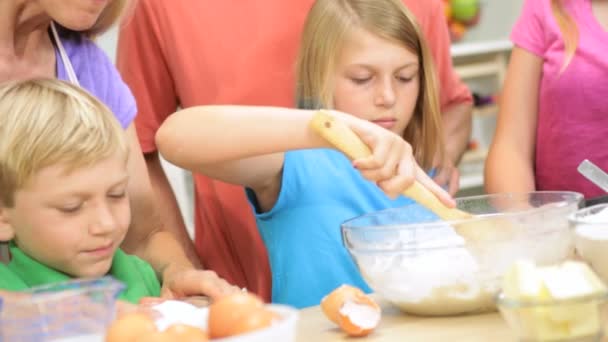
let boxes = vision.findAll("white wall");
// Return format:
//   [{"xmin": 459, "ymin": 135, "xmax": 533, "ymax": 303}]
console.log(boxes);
[
  {"xmin": 97, "ymin": 27, "xmax": 195, "ymax": 238},
  {"xmin": 459, "ymin": 0, "xmax": 525, "ymax": 43}
]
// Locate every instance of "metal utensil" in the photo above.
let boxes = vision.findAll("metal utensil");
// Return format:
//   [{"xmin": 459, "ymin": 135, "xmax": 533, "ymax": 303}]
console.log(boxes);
[{"xmin": 578, "ymin": 159, "xmax": 608, "ymax": 192}]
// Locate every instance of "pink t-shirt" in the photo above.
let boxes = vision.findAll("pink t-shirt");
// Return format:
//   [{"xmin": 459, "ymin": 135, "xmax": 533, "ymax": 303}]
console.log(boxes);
[{"xmin": 511, "ymin": 0, "xmax": 608, "ymax": 198}]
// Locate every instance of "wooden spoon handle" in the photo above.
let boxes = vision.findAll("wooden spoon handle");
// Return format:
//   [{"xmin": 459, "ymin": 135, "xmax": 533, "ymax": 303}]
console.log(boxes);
[{"xmin": 309, "ymin": 111, "xmax": 471, "ymax": 220}]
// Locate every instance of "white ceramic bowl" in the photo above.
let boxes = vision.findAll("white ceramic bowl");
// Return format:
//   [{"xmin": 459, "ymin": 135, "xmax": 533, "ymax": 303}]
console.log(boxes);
[
  {"xmin": 570, "ymin": 203, "xmax": 608, "ymax": 284},
  {"xmin": 215, "ymin": 305, "xmax": 299, "ymax": 342},
  {"xmin": 153, "ymin": 302, "xmax": 299, "ymax": 342}
]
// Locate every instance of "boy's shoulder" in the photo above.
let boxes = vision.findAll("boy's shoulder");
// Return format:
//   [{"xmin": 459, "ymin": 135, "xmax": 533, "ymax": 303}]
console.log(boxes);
[
  {"xmin": 111, "ymin": 249, "xmax": 161, "ymax": 301},
  {"xmin": 0, "ymin": 262, "xmax": 28, "ymax": 291}
]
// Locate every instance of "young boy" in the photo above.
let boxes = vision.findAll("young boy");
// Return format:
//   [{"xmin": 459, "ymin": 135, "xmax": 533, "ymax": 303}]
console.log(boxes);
[{"xmin": 0, "ymin": 79, "xmax": 160, "ymax": 303}]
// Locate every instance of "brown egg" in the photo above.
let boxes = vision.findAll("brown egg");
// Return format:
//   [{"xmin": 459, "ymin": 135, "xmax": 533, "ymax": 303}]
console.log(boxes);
[
  {"xmin": 320, "ymin": 284, "xmax": 381, "ymax": 337},
  {"xmin": 208, "ymin": 292, "xmax": 269, "ymax": 338},
  {"xmin": 320, "ymin": 284, "xmax": 365, "ymax": 324},
  {"xmin": 228, "ymin": 307, "xmax": 279, "ymax": 336},
  {"xmin": 134, "ymin": 331, "xmax": 173, "ymax": 342},
  {"xmin": 164, "ymin": 324, "xmax": 209, "ymax": 341},
  {"xmin": 106, "ymin": 312, "xmax": 157, "ymax": 342}
]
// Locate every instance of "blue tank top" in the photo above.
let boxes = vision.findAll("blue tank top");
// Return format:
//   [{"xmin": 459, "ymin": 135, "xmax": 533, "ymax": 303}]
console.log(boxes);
[{"xmin": 247, "ymin": 149, "xmax": 437, "ymax": 308}]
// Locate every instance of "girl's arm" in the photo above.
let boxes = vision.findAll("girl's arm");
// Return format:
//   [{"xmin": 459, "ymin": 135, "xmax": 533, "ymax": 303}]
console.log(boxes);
[
  {"xmin": 156, "ymin": 106, "xmax": 325, "ymax": 193},
  {"xmin": 156, "ymin": 106, "xmax": 454, "ymax": 210},
  {"xmin": 156, "ymin": 106, "xmax": 331, "ymax": 211},
  {"xmin": 485, "ymin": 47, "xmax": 542, "ymax": 193}
]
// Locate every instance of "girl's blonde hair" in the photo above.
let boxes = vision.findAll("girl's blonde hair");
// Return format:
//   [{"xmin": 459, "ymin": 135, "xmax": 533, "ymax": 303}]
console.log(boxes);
[
  {"xmin": 295, "ymin": 0, "xmax": 444, "ymax": 169},
  {"xmin": 551, "ymin": 0, "xmax": 578, "ymax": 71},
  {"xmin": 0, "ymin": 79, "xmax": 129, "ymax": 207}
]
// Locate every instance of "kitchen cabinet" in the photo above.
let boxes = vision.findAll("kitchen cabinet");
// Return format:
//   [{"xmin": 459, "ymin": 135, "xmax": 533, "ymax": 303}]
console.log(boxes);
[{"xmin": 451, "ymin": 40, "xmax": 512, "ymax": 196}]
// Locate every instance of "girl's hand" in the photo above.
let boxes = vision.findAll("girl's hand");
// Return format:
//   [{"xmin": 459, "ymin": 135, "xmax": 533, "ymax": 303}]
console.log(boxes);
[{"xmin": 348, "ymin": 120, "xmax": 455, "ymax": 208}]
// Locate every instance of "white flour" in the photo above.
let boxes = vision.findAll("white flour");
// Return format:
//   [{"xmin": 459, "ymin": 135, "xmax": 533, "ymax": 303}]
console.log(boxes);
[
  {"xmin": 575, "ymin": 206, "xmax": 608, "ymax": 240},
  {"xmin": 357, "ymin": 218, "xmax": 573, "ymax": 316},
  {"xmin": 357, "ymin": 225, "xmax": 498, "ymax": 316},
  {"xmin": 574, "ymin": 206, "xmax": 608, "ymax": 283},
  {"xmin": 152, "ymin": 300, "xmax": 208, "ymax": 331}
]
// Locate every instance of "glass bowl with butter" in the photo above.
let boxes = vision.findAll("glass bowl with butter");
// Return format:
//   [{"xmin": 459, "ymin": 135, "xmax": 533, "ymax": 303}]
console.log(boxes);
[{"xmin": 496, "ymin": 261, "xmax": 608, "ymax": 342}]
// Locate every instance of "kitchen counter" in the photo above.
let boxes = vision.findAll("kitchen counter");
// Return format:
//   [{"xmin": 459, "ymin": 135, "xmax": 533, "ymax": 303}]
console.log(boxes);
[{"xmin": 295, "ymin": 297, "xmax": 513, "ymax": 341}]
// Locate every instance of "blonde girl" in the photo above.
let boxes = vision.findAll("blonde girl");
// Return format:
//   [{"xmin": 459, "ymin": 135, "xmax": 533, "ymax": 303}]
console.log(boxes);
[{"xmin": 156, "ymin": 0, "xmax": 453, "ymax": 308}]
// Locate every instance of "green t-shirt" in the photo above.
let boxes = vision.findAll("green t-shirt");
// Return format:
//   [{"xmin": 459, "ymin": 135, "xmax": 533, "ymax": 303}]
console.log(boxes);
[{"xmin": 0, "ymin": 243, "xmax": 161, "ymax": 303}]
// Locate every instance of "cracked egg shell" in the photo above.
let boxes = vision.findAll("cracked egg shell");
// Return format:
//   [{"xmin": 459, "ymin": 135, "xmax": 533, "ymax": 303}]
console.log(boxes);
[{"xmin": 320, "ymin": 284, "xmax": 381, "ymax": 337}]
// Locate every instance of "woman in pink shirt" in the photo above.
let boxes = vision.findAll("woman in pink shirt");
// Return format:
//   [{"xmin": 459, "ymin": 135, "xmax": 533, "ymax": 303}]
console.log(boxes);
[{"xmin": 485, "ymin": 0, "xmax": 608, "ymax": 198}]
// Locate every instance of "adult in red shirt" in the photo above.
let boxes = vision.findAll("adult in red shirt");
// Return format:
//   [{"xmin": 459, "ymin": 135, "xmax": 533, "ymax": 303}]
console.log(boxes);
[{"xmin": 117, "ymin": 0, "xmax": 472, "ymax": 301}]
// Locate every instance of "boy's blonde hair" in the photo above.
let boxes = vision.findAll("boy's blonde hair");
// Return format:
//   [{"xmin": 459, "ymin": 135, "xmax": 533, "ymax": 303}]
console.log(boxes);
[
  {"xmin": 0, "ymin": 79, "xmax": 128, "ymax": 207},
  {"xmin": 551, "ymin": 0, "xmax": 578, "ymax": 71},
  {"xmin": 295, "ymin": 0, "xmax": 444, "ymax": 170}
]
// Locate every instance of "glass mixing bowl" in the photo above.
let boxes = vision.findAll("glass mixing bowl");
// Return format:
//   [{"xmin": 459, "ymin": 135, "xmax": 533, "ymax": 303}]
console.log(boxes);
[{"xmin": 341, "ymin": 191, "xmax": 583, "ymax": 316}]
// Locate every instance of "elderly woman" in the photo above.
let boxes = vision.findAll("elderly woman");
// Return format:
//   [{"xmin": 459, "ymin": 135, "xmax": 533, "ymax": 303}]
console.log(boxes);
[{"xmin": 0, "ymin": 0, "xmax": 236, "ymax": 300}]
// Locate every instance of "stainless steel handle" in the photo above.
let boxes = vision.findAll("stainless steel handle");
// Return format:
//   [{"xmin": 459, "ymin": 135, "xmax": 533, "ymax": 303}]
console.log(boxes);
[{"xmin": 578, "ymin": 159, "xmax": 608, "ymax": 192}]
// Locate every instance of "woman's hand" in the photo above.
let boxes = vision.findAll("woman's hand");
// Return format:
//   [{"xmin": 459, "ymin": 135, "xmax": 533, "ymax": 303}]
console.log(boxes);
[
  {"xmin": 348, "ymin": 119, "xmax": 455, "ymax": 207},
  {"xmin": 160, "ymin": 265, "xmax": 241, "ymax": 301}
]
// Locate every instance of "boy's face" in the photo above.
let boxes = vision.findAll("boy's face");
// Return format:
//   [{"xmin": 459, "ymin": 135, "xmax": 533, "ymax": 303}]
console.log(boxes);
[
  {"xmin": 332, "ymin": 28, "xmax": 420, "ymax": 137},
  {"xmin": 2, "ymin": 152, "xmax": 130, "ymax": 278}
]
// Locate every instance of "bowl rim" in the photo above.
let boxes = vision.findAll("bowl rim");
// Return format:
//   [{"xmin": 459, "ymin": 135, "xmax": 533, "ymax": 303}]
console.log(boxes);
[
  {"xmin": 213, "ymin": 304, "xmax": 299, "ymax": 341},
  {"xmin": 496, "ymin": 290, "xmax": 608, "ymax": 309},
  {"xmin": 569, "ymin": 203, "xmax": 608, "ymax": 224},
  {"xmin": 0, "ymin": 276, "xmax": 125, "ymax": 307},
  {"xmin": 341, "ymin": 191, "xmax": 584, "ymax": 232}
]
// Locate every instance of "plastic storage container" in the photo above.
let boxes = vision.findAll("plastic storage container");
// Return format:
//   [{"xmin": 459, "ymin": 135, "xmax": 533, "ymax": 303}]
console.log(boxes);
[{"xmin": 0, "ymin": 276, "xmax": 124, "ymax": 342}]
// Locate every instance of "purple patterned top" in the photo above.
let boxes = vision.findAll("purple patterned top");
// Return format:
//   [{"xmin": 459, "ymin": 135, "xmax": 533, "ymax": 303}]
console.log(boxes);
[{"xmin": 55, "ymin": 33, "xmax": 136, "ymax": 129}]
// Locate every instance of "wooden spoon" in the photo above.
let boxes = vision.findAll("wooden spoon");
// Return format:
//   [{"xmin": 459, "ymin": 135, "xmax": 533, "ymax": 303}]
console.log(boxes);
[{"xmin": 309, "ymin": 111, "xmax": 516, "ymax": 244}]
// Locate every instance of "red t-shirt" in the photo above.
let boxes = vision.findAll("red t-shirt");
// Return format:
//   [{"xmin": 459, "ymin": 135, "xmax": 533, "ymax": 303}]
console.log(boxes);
[{"xmin": 116, "ymin": 0, "xmax": 471, "ymax": 301}]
